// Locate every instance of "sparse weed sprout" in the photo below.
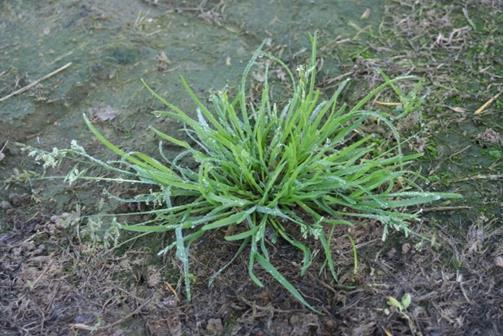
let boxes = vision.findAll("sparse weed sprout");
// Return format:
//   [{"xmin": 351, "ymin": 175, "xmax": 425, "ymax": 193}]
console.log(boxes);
[{"xmin": 74, "ymin": 35, "xmax": 459, "ymax": 310}]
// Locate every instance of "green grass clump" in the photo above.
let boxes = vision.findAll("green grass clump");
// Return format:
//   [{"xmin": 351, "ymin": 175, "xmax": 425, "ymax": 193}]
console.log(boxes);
[{"xmin": 81, "ymin": 35, "xmax": 459, "ymax": 310}]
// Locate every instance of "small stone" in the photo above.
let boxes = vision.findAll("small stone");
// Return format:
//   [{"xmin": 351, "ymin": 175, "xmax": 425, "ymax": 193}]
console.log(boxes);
[
  {"xmin": 325, "ymin": 318, "xmax": 337, "ymax": 329},
  {"xmin": 0, "ymin": 201, "xmax": 12, "ymax": 209},
  {"xmin": 206, "ymin": 318, "xmax": 223, "ymax": 335},
  {"xmin": 402, "ymin": 243, "xmax": 412, "ymax": 254},
  {"xmin": 495, "ymin": 256, "xmax": 503, "ymax": 268}
]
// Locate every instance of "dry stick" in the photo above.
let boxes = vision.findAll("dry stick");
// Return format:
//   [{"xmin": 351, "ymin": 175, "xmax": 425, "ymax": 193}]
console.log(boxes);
[
  {"xmin": 474, "ymin": 91, "xmax": 501, "ymax": 115},
  {"xmin": 374, "ymin": 100, "xmax": 401, "ymax": 107},
  {"xmin": 0, "ymin": 62, "xmax": 72, "ymax": 103},
  {"xmin": 421, "ymin": 205, "xmax": 471, "ymax": 212},
  {"xmin": 164, "ymin": 281, "xmax": 180, "ymax": 303},
  {"xmin": 0, "ymin": 141, "xmax": 7, "ymax": 153},
  {"xmin": 452, "ymin": 174, "xmax": 503, "ymax": 182}
]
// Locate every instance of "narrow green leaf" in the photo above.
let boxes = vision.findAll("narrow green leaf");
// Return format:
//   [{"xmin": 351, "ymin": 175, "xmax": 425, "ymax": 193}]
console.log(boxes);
[
  {"xmin": 120, "ymin": 224, "xmax": 173, "ymax": 233},
  {"xmin": 347, "ymin": 235, "xmax": 359, "ymax": 275},
  {"xmin": 319, "ymin": 229, "xmax": 338, "ymax": 282},
  {"xmin": 271, "ymin": 219, "xmax": 313, "ymax": 275},
  {"xmin": 151, "ymin": 127, "xmax": 191, "ymax": 149},
  {"xmin": 249, "ymin": 225, "xmax": 264, "ymax": 287},
  {"xmin": 175, "ymin": 226, "xmax": 191, "ymax": 301},
  {"xmin": 209, "ymin": 239, "xmax": 248, "ymax": 287},
  {"xmin": 202, "ymin": 207, "xmax": 256, "ymax": 231},
  {"xmin": 387, "ymin": 296, "xmax": 403, "ymax": 311},
  {"xmin": 255, "ymin": 253, "xmax": 320, "ymax": 313},
  {"xmin": 225, "ymin": 226, "xmax": 259, "ymax": 241},
  {"xmin": 401, "ymin": 293, "xmax": 412, "ymax": 310}
]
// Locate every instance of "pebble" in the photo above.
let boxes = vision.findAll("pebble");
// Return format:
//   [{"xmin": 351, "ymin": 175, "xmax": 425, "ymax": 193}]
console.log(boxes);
[{"xmin": 325, "ymin": 318, "xmax": 337, "ymax": 329}]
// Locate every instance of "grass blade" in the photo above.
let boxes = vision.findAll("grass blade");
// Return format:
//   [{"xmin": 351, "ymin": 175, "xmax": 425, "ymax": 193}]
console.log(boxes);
[{"xmin": 255, "ymin": 253, "xmax": 320, "ymax": 313}]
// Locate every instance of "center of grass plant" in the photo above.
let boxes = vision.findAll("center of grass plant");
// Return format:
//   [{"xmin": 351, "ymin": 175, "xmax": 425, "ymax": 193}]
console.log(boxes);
[{"xmin": 73, "ymin": 35, "xmax": 460, "ymax": 311}]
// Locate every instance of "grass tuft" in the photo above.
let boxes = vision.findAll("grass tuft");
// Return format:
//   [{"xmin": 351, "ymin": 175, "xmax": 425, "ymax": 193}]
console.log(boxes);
[{"xmin": 75, "ymin": 34, "xmax": 460, "ymax": 310}]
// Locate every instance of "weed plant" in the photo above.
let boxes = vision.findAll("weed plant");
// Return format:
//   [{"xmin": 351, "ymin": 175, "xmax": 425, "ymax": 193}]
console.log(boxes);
[{"xmin": 27, "ymin": 35, "xmax": 460, "ymax": 310}]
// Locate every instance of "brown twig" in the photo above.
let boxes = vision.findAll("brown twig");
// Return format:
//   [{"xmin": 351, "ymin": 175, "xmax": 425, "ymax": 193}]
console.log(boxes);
[
  {"xmin": 0, "ymin": 62, "xmax": 72, "ymax": 103},
  {"xmin": 474, "ymin": 91, "xmax": 501, "ymax": 115},
  {"xmin": 374, "ymin": 100, "xmax": 401, "ymax": 107},
  {"xmin": 421, "ymin": 205, "xmax": 471, "ymax": 212},
  {"xmin": 69, "ymin": 295, "xmax": 153, "ymax": 331},
  {"xmin": 164, "ymin": 281, "xmax": 180, "ymax": 303},
  {"xmin": 452, "ymin": 174, "xmax": 503, "ymax": 182}
]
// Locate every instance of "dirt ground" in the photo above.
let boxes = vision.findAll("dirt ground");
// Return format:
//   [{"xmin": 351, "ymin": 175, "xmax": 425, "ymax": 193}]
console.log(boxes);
[{"xmin": 1, "ymin": 0, "xmax": 502, "ymax": 335}]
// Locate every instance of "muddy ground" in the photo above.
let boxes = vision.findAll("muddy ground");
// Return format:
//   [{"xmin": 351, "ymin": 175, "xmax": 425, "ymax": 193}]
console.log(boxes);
[{"xmin": 1, "ymin": 0, "xmax": 502, "ymax": 335}]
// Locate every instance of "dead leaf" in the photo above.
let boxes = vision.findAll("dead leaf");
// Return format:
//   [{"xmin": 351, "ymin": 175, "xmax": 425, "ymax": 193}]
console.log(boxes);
[
  {"xmin": 448, "ymin": 106, "xmax": 467, "ymax": 113},
  {"xmin": 361, "ymin": 8, "xmax": 371, "ymax": 19},
  {"xmin": 157, "ymin": 51, "xmax": 171, "ymax": 72},
  {"xmin": 273, "ymin": 68, "xmax": 287, "ymax": 82},
  {"xmin": 147, "ymin": 266, "xmax": 161, "ymax": 287},
  {"xmin": 477, "ymin": 128, "xmax": 502, "ymax": 145},
  {"xmin": 408, "ymin": 137, "xmax": 427, "ymax": 153},
  {"xmin": 158, "ymin": 51, "xmax": 170, "ymax": 63},
  {"xmin": 50, "ymin": 211, "xmax": 80, "ymax": 229},
  {"xmin": 89, "ymin": 105, "xmax": 120, "ymax": 121}
]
